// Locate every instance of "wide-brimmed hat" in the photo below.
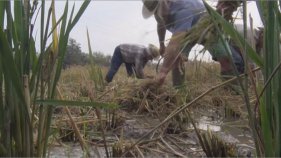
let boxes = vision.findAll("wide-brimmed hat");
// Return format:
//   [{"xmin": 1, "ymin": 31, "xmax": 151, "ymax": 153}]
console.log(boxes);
[
  {"xmin": 142, "ymin": 0, "xmax": 159, "ymax": 19},
  {"xmin": 148, "ymin": 44, "xmax": 160, "ymax": 59}
]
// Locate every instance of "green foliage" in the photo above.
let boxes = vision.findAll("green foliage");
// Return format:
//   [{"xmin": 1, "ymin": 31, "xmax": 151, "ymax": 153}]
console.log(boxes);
[
  {"xmin": 87, "ymin": 28, "xmax": 106, "ymax": 91},
  {"xmin": 203, "ymin": 0, "xmax": 281, "ymax": 157},
  {"xmin": 0, "ymin": 0, "xmax": 90, "ymax": 157},
  {"xmin": 259, "ymin": 1, "xmax": 281, "ymax": 156},
  {"xmin": 91, "ymin": 51, "xmax": 112, "ymax": 67},
  {"xmin": 63, "ymin": 38, "xmax": 111, "ymax": 68},
  {"xmin": 63, "ymin": 38, "xmax": 89, "ymax": 68}
]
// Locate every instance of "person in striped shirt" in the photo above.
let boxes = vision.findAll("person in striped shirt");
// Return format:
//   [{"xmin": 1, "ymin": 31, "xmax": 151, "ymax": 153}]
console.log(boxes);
[{"xmin": 105, "ymin": 44, "xmax": 160, "ymax": 83}]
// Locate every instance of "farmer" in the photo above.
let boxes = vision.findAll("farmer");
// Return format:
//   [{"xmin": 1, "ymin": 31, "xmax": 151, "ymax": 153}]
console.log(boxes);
[
  {"xmin": 105, "ymin": 44, "xmax": 160, "ymax": 83},
  {"xmin": 142, "ymin": 0, "xmax": 245, "ymax": 87}
]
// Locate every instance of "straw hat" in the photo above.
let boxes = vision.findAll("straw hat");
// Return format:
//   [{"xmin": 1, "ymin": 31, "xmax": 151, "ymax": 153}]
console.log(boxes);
[
  {"xmin": 148, "ymin": 44, "xmax": 160, "ymax": 59},
  {"xmin": 142, "ymin": 0, "xmax": 159, "ymax": 19}
]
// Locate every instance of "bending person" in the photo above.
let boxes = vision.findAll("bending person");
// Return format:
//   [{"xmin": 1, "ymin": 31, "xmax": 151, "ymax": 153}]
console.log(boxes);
[
  {"xmin": 105, "ymin": 44, "xmax": 160, "ymax": 82},
  {"xmin": 142, "ymin": 0, "xmax": 244, "ymax": 87}
]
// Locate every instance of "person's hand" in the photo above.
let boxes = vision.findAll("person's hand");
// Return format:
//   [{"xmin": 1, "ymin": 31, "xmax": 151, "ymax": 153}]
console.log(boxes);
[
  {"xmin": 159, "ymin": 43, "xmax": 165, "ymax": 56},
  {"xmin": 141, "ymin": 73, "xmax": 166, "ymax": 90},
  {"xmin": 155, "ymin": 72, "xmax": 166, "ymax": 85},
  {"xmin": 141, "ymin": 79, "xmax": 160, "ymax": 91}
]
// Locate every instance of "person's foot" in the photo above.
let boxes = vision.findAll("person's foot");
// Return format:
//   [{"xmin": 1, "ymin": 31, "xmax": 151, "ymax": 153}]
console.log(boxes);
[{"xmin": 172, "ymin": 68, "xmax": 185, "ymax": 87}]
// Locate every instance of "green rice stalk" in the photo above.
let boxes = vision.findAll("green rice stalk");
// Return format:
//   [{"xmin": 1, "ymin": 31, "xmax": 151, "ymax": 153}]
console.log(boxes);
[
  {"xmin": 86, "ymin": 27, "xmax": 111, "ymax": 157},
  {"xmin": 41, "ymin": 0, "xmax": 90, "ymax": 156},
  {"xmin": 0, "ymin": 51, "xmax": 3, "ymax": 154},
  {"xmin": 0, "ymin": 2, "xmax": 4, "ymax": 27},
  {"xmin": 204, "ymin": 2, "xmax": 263, "ymax": 156},
  {"xmin": 260, "ymin": 1, "xmax": 281, "ymax": 156},
  {"xmin": 256, "ymin": 1, "xmax": 267, "ymax": 26},
  {"xmin": 87, "ymin": 28, "xmax": 106, "ymax": 91},
  {"xmin": 0, "ymin": 0, "xmax": 90, "ymax": 157}
]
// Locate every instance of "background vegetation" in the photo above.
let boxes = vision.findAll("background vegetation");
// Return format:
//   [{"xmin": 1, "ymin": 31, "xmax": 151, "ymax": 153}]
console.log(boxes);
[{"xmin": 63, "ymin": 38, "xmax": 111, "ymax": 68}]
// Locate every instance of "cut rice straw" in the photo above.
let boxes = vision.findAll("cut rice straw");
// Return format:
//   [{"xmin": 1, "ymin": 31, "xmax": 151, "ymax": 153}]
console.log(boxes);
[
  {"xmin": 121, "ymin": 67, "xmax": 260, "ymax": 156},
  {"xmin": 160, "ymin": 136, "xmax": 186, "ymax": 157},
  {"xmin": 56, "ymin": 86, "xmax": 91, "ymax": 157}
]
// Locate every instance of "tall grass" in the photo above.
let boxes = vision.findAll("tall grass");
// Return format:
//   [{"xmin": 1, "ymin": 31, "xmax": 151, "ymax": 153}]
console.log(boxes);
[
  {"xmin": 257, "ymin": 1, "xmax": 281, "ymax": 156},
  {"xmin": 87, "ymin": 28, "xmax": 106, "ymax": 91},
  {"xmin": 0, "ymin": 0, "xmax": 90, "ymax": 156},
  {"xmin": 204, "ymin": 0, "xmax": 281, "ymax": 157}
]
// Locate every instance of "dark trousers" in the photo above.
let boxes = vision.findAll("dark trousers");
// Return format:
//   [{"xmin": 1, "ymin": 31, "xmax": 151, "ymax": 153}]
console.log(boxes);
[{"xmin": 105, "ymin": 46, "xmax": 135, "ymax": 82}]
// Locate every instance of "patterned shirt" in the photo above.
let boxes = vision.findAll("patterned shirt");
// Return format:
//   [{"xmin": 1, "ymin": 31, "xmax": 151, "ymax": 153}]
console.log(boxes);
[
  {"xmin": 155, "ymin": 0, "xmax": 205, "ymax": 33},
  {"xmin": 119, "ymin": 44, "xmax": 151, "ymax": 78}
]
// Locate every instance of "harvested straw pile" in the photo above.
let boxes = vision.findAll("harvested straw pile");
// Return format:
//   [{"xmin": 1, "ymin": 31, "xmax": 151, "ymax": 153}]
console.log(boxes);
[
  {"xmin": 114, "ymin": 79, "xmax": 178, "ymax": 115},
  {"xmin": 102, "ymin": 78, "xmax": 192, "ymax": 133}
]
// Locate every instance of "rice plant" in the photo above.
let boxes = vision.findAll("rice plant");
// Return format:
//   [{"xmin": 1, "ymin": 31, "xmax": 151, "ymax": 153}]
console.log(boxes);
[
  {"xmin": 201, "ymin": 0, "xmax": 281, "ymax": 157},
  {"xmin": 256, "ymin": 1, "xmax": 281, "ymax": 156},
  {"xmin": 87, "ymin": 28, "xmax": 106, "ymax": 92},
  {"xmin": 0, "ymin": 0, "xmax": 91, "ymax": 156}
]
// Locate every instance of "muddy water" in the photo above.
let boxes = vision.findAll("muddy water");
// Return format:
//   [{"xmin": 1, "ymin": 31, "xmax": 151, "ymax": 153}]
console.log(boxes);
[
  {"xmin": 49, "ymin": 116, "xmax": 255, "ymax": 157},
  {"xmin": 196, "ymin": 116, "xmax": 221, "ymax": 131},
  {"xmin": 196, "ymin": 116, "xmax": 255, "ymax": 157},
  {"xmin": 48, "ymin": 143, "xmax": 107, "ymax": 157}
]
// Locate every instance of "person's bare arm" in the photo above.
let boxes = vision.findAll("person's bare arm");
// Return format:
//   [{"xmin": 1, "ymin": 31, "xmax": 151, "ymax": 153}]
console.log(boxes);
[
  {"xmin": 155, "ymin": 32, "xmax": 187, "ymax": 85},
  {"xmin": 155, "ymin": 14, "xmax": 166, "ymax": 56}
]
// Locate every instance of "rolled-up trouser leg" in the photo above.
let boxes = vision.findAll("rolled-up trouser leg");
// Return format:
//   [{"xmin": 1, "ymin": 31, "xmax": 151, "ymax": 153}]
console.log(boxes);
[
  {"xmin": 206, "ymin": 39, "xmax": 245, "ymax": 94},
  {"xmin": 105, "ymin": 46, "xmax": 123, "ymax": 82},
  {"xmin": 230, "ymin": 45, "xmax": 244, "ymax": 74},
  {"xmin": 206, "ymin": 38, "xmax": 244, "ymax": 75},
  {"xmin": 172, "ymin": 42, "xmax": 195, "ymax": 87}
]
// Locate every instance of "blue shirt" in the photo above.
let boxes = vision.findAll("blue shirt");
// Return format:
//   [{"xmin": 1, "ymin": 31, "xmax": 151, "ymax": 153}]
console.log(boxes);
[{"xmin": 157, "ymin": 0, "xmax": 206, "ymax": 33}]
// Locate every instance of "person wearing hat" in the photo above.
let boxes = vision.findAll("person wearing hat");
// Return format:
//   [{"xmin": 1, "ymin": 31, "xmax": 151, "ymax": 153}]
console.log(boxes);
[
  {"xmin": 105, "ymin": 43, "xmax": 160, "ymax": 83},
  {"xmin": 142, "ymin": 0, "xmax": 245, "ymax": 87}
]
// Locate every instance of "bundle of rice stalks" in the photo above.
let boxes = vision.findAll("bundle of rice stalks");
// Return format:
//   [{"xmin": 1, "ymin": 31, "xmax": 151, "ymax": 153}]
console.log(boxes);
[
  {"xmin": 111, "ymin": 130, "xmax": 138, "ymax": 157},
  {"xmin": 111, "ymin": 141, "xmax": 137, "ymax": 157},
  {"xmin": 116, "ymin": 80, "xmax": 178, "ymax": 116},
  {"xmin": 198, "ymin": 129, "xmax": 237, "ymax": 157},
  {"xmin": 59, "ymin": 127, "xmax": 77, "ymax": 142},
  {"xmin": 107, "ymin": 79, "xmax": 191, "ymax": 133}
]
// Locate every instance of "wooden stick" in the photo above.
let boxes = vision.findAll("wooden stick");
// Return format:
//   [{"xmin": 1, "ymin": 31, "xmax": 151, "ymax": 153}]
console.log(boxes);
[
  {"xmin": 160, "ymin": 136, "xmax": 186, "ymax": 157},
  {"xmin": 56, "ymin": 86, "xmax": 91, "ymax": 157}
]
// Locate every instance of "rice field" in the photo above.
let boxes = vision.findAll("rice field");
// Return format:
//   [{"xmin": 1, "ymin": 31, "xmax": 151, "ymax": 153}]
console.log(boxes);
[
  {"xmin": 1, "ymin": 0, "xmax": 281, "ymax": 157},
  {"xmin": 52, "ymin": 62, "xmax": 256, "ymax": 157}
]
